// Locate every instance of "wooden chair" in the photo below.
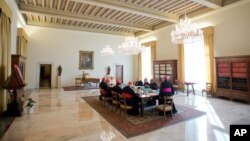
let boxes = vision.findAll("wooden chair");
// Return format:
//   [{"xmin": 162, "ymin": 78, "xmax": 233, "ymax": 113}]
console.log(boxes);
[
  {"xmin": 119, "ymin": 94, "xmax": 133, "ymax": 117},
  {"xmin": 100, "ymin": 88, "xmax": 112, "ymax": 106},
  {"xmin": 173, "ymin": 80, "xmax": 185, "ymax": 94},
  {"xmin": 202, "ymin": 83, "xmax": 213, "ymax": 96},
  {"xmin": 111, "ymin": 91, "xmax": 120, "ymax": 112},
  {"xmin": 156, "ymin": 96, "xmax": 174, "ymax": 119}
]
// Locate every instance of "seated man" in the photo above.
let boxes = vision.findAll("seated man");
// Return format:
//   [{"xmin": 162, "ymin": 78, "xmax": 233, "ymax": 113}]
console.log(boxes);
[
  {"xmin": 134, "ymin": 78, "xmax": 143, "ymax": 86},
  {"xmin": 99, "ymin": 77, "xmax": 106, "ymax": 89},
  {"xmin": 99, "ymin": 78, "xmax": 112, "ymax": 100},
  {"xmin": 121, "ymin": 82, "xmax": 139, "ymax": 116},
  {"xmin": 111, "ymin": 80, "xmax": 122, "ymax": 95},
  {"xmin": 149, "ymin": 78, "xmax": 158, "ymax": 90},
  {"xmin": 158, "ymin": 76, "xmax": 177, "ymax": 114},
  {"xmin": 107, "ymin": 76, "xmax": 116, "ymax": 87},
  {"xmin": 143, "ymin": 78, "xmax": 150, "ymax": 88}
]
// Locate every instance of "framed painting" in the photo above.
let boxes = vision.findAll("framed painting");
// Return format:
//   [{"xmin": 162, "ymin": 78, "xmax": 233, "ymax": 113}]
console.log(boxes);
[{"xmin": 79, "ymin": 51, "xmax": 94, "ymax": 70}]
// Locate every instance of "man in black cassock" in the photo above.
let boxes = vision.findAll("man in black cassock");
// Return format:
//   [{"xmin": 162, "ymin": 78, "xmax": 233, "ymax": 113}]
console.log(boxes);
[
  {"xmin": 159, "ymin": 76, "xmax": 177, "ymax": 114},
  {"xmin": 99, "ymin": 78, "xmax": 112, "ymax": 100},
  {"xmin": 134, "ymin": 78, "xmax": 143, "ymax": 86},
  {"xmin": 111, "ymin": 80, "xmax": 122, "ymax": 95},
  {"xmin": 149, "ymin": 79, "xmax": 158, "ymax": 90},
  {"xmin": 121, "ymin": 82, "xmax": 139, "ymax": 116}
]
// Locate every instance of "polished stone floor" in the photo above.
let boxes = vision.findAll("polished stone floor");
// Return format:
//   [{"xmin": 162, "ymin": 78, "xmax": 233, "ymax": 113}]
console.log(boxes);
[{"xmin": 1, "ymin": 89, "xmax": 250, "ymax": 141}]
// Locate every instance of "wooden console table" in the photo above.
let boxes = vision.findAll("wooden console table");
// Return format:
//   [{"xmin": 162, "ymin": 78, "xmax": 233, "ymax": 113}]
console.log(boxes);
[{"xmin": 75, "ymin": 78, "xmax": 100, "ymax": 87}]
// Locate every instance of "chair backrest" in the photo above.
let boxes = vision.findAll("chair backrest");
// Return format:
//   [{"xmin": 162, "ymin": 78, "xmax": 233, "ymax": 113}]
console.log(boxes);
[
  {"xmin": 175, "ymin": 80, "xmax": 185, "ymax": 89},
  {"xmin": 100, "ymin": 88, "xmax": 107, "ymax": 95},
  {"xmin": 121, "ymin": 92, "xmax": 132, "ymax": 99},
  {"xmin": 111, "ymin": 91, "xmax": 119, "ymax": 101},
  {"xmin": 206, "ymin": 83, "xmax": 213, "ymax": 90},
  {"xmin": 163, "ymin": 96, "xmax": 173, "ymax": 108},
  {"xmin": 119, "ymin": 95, "xmax": 127, "ymax": 106}
]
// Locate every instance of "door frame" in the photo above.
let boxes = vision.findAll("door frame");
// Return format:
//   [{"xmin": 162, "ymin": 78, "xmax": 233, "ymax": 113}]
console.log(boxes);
[
  {"xmin": 115, "ymin": 64, "xmax": 123, "ymax": 83},
  {"xmin": 36, "ymin": 62, "xmax": 54, "ymax": 88}
]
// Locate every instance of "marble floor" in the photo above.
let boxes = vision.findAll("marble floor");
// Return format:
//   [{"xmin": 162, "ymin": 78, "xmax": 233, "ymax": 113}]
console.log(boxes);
[{"xmin": 1, "ymin": 88, "xmax": 250, "ymax": 141}]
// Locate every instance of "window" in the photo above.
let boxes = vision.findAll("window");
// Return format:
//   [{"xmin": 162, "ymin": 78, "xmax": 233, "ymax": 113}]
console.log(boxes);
[
  {"xmin": 184, "ymin": 39, "xmax": 206, "ymax": 90},
  {"xmin": 141, "ymin": 47, "xmax": 152, "ymax": 81}
]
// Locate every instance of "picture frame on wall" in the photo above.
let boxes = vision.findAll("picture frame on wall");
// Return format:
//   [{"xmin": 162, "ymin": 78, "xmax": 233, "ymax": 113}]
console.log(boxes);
[{"xmin": 79, "ymin": 51, "xmax": 94, "ymax": 70}]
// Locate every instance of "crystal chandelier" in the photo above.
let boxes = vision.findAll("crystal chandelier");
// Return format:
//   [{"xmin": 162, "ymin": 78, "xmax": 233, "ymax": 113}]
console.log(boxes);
[
  {"xmin": 100, "ymin": 45, "xmax": 115, "ymax": 55},
  {"xmin": 118, "ymin": 36, "xmax": 146, "ymax": 55},
  {"xmin": 171, "ymin": 15, "xmax": 203, "ymax": 44},
  {"xmin": 118, "ymin": 11, "xmax": 146, "ymax": 55}
]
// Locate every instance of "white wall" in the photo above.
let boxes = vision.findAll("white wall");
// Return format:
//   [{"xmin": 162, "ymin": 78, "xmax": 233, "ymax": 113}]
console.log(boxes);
[
  {"xmin": 25, "ymin": 26, "xmax": 136, "ymax": 88},
  {"xmin": 139, "ymin": 1, "xmax": 250, "ymax": 59},
  {"xmin": 195, "ymin": 1, "xmax": 250, "ymax": 57}
]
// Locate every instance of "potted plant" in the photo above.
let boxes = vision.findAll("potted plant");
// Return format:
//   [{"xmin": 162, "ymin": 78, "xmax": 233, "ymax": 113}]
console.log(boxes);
[{"xmin": 26, "ymin": 98, "xmax": 36, "ymax": 114}]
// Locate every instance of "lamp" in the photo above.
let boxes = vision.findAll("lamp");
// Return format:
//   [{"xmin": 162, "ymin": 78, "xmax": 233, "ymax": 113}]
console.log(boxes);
[
  {"xmin": 171, "ymin": 14, "xmax": 203, "ymax": 44},
  {"xmin": 118, "ymin": 12, "xmax": 146, "ymax": 55},
  {"xmin": 100, "ymin": 45, "xmax": 115, "ymax": 56},
  {"xmin": 118, "ymin": 36, "xmax": 146, "ymax": 55},
  {"xmin": 100, "ymin": 9, "xmax": 115, "ymax": 56}
]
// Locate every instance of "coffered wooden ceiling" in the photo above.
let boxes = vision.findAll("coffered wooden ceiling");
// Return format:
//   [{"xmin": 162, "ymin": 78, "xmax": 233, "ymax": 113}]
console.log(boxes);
[{"xmin": 17, "ymin": 0, "xmax": 241, "ymax": 36}]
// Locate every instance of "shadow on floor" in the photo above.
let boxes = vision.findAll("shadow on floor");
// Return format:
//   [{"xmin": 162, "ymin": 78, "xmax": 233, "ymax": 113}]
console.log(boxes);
[
  {"xmin": 0, "ymin": 116, "xmax": 15, "ymax": 139},
  {"xmin": 0, "ymin": 88, "xmax": 34, "ymax": 139}
]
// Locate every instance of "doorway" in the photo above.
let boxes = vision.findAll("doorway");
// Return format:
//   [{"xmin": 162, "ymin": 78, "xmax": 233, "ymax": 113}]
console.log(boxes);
[
  {"xmin": 115, "ymin": 65, "xmax": 123, "ymax": 83},
  {"xmin": 39, "ymin": 64, "xmax": 52, "ymax": 88}
]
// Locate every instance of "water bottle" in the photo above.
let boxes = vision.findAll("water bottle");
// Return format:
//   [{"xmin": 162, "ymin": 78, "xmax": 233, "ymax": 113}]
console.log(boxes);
[{"xmin": 156, "ymin": 99, "xmax": 159, "ymax": 105}]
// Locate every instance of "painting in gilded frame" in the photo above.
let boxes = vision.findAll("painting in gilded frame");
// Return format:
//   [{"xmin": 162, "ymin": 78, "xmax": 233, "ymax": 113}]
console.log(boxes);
[{"xmin": 79, "ymin": 51, "xmax": 94, "ymax": 70}]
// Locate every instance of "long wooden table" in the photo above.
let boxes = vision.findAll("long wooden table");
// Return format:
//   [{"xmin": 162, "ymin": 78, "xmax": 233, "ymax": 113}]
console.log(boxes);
[
  {"xmin": 75, "ymin": 78, "xmax": 100, "ymax": 87},
  {"xmin": 137, "ymin": 92, "xmax": 159, "ymax": 117}
]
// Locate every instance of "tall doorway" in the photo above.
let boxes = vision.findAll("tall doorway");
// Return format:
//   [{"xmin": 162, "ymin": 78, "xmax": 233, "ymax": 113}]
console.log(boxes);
[
  {"xmin": 115, "ymin": 65, "xmax": 123, "ymax": 83},
  {"xmin": 39, "ymin": 64, "xmax": 52, "ymax": 88}
]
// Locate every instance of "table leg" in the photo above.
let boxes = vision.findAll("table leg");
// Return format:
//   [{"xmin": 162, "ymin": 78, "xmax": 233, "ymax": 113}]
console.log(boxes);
[
  {"xmin": 191, "ymin": 84, "xmax": 195, "ymax": 95},
  {"xmin": 186, "ymin": 85, "xmax": 189, "ymax": 96},
  {"xmin": 140, "ymin": 99, "xmax": 144, "ymax": 117}
]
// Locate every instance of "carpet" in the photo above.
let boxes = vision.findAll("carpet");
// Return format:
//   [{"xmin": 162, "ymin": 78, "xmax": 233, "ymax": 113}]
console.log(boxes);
[
  {"xmin": 82, "ymin": 96, "xmax": 206, "ymax": 138},
  {"xmin": 63, "ymin": 85, "xmax": 99, "ymax": 91}
]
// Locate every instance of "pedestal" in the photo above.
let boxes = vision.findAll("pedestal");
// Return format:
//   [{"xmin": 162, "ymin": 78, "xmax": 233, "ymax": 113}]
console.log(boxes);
[{"xmin": 57, "ymin": 76, "xmax": 62, "ymax": 88}]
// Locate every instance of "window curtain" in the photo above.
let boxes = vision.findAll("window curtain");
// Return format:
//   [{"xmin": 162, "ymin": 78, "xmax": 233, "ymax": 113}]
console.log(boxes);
[
  {"xmin": 177, "ymin": 44, "xmax": 185, "ymax": 81},
  {"xmin": 17, "ymin": 28, "xmax": 28, "ymax": 57},
  {"xmin": 0, "ymin": 5, "xmax": 12, "ymax": 112},
  {"xmin": 203, "ymin": 26, "xmax": 215, "ymax": 91},
  {"xmin": 138, "ymin": 41, "xmax": 156, "ymax": 79},
  {"xmin": 138, "ymin": 53, "xmax": 141, "ymax": 80}
]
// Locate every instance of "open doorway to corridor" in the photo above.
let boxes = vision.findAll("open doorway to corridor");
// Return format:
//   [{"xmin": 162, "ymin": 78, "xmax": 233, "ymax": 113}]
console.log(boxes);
[{"xmin": 39, "ymin": 64, "xmax": 52, "ymax": 88}]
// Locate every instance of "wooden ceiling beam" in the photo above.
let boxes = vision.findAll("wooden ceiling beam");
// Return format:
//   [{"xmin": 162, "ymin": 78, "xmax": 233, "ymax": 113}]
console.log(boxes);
[
  {"xmin": 24, "ymin": 0, "xmax": 28, "ymax": 5},
  {"xmin": 41, "ymin": 0, "xmax": 45, "ymax": 8},
  {"xmin": 33, "ymin": 0, "xmax": 37, "ymax": 6},
  {"xmin": 50, "ymin": 0, "xmax": 53, "ymax": 9},
  {"xmin": 73, "ymin": 0, "xmax": 179, "ymax": 23},
  {"xmin": 26, "ymin": 21, "xmax": 134, "ymax": 36},
  {"xmin": 189, "ymin": 0, "xmax": 222, "ymax": 9},
  {"xmin": 64, "ymin": 0, "xmax": 69, "ymax": 11},
  {"xmin": 57, "ymin": 0, "xmax": 61, "ymax": 10},
  {"xmin": 71, "ymin": 1, "xmax": 77, "ymax": 12},
  {"xmin": 20, "ymin": 4, "xmax": 153, "ymax": 31},
  {"xmin": 77, "ymin": 3, "xmax": 84, "ymax": 14}
]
